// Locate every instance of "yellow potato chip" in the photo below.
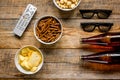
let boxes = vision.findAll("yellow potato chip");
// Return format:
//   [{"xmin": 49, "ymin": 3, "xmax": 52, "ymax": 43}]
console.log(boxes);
[
  {"xmin": 30, "ymin": 67, "xmax": 38, "ymax": 72},
  {"xmin": 24, "ymin": 57, "xmax": 29, "ymax": 61},
  {"xmin": 18, "ymin": 54, "xmax": 25, "ymax": 61},
  {"xmin": 20, "ymin": 60, "xmax": 31, "ymax": 70},
  {"xmin": 21, "ymin": 48, "xmax": 29, "ymax": 57},
  {"xmin": 28, "ymin": 52, "xmax": 32, "ymax": 57},
  {"xmin": 27, "ymin": 52, "xmax": 41, "ymax": 67}
]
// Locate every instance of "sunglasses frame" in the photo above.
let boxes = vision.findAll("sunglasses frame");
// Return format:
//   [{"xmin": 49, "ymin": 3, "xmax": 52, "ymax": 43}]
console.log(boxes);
[
  {"xmin": 79, "ymin": 9, "xmax": 112, "ymax": 19},
  {"xmin": 81, "ymin": 23, "xmax": 113, "ymax": 32}
]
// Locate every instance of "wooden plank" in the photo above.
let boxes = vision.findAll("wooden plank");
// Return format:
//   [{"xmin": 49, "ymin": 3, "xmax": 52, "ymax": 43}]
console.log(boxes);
[
  {"xmin": 1, "ymin": 19, "xmax": 120, "ymax": 32},
  {"xmin": 0, "ymin": 49, "xmax": 120, "ymax": 79},
  {"xmin": 0, "ymin": 0, "xmax": 120, "ymax": 19},
  {"xmin": 0, "ymin": 19, "xmax": 120, "ymax": 32},
  {"xmin": 0, "ymin": 19, "xmax": 120, "ymax": 48},
  {"xmin": 0, "ymin": 27, "xmax": 82, "ymax": 49}
]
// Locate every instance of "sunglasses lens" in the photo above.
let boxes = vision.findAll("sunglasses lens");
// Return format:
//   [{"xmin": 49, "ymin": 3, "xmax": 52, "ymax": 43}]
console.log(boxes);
[
  {"xmin": 82, "ymin": 25, "xmax": 95, "ymax": 32},
  {"xmin": 82, "ymin": 12, "xmax": 93, "ymax": 18},
  {"xmin": 99, "ymin": 26, "xmax": 111, "ymax": 32},
  {"xmin": 98, "ymin": 12, "xmax": 109, "ymax": 19}
]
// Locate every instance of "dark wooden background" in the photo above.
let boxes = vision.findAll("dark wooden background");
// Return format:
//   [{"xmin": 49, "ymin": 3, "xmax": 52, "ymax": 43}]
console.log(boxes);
[{"xmin": 0, "ymin": 0, "xmax": 120, "ymax": 79}]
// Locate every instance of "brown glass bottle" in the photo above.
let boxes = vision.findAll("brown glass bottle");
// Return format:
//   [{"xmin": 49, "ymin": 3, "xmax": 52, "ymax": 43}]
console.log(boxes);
[
  {"xmin": 81, "ymin": 32, "xmax": 120, "ymax": 47},
  {"xmin": 81, "ymin": 51, "xmax": 120, "ymax": 64}
]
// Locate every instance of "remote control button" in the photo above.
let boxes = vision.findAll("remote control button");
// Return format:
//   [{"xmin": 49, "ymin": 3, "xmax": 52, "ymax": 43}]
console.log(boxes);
[
  {"xmin": 19, "ymin": 26, "xmax": 25, "ymax": 31},
  {"xmin": 23, "ymin": 13, "xmax": 31, "ymax": 20},
  {"xmin": 29, "ymin": 7, "xmax": 35, "ymax": 11}
]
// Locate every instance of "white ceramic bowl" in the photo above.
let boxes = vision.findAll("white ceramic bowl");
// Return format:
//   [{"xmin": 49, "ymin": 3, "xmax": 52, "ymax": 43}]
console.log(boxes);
[
  {"xmin": 53, "ymin": 0, "xmax": 81, "ymax": 11},
  {"xmin": 14, "ymin": 45, "xmax": 44, "ymax": 74},
  {"xmin": 34, "ymin": 15, "xmax": 63, "ymax": 45}
]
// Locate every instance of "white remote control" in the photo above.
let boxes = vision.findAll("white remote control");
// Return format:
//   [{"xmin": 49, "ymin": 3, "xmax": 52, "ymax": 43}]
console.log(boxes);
[{"xmin": 13, "ymin": 4, "xmax": 37, "ymax": 37}]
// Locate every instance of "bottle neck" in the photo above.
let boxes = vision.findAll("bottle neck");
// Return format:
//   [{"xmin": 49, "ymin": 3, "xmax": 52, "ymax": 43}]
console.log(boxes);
[
  {"xmin": 81, "ymin": 35, "xmax": 120, "ymax": 44},
  {"xmin": 81, "ymin": 55, "xmax": 109, "ymax": 64},
  {"xmin": 109, "ymin": 35, "xmax": 120, "ymax": 38},
  {"xmin": 81, "ymin": 52, "xmax": 120, "ymax": 64},
  {"xmin": 81, "ymin": 37, "xmax": 108, "ymax": 45}
]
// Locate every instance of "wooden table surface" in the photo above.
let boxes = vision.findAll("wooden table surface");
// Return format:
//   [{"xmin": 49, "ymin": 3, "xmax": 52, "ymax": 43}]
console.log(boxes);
[{"xmin": 0, "ymin": 0, "xmax": 120, "ymax": 79}]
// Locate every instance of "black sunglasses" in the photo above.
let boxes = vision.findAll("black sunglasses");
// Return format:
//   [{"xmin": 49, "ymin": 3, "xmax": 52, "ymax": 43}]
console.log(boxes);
[
  {"xmin": 79, "ymin": 9, "xmax": 112, "ymax": 19},
  {"xmin": 81, "ymin": 23, "xmax": 113, "ymax": 32}
]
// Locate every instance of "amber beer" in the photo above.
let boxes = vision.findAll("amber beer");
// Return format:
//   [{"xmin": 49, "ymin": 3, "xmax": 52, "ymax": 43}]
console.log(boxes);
[
  {"xmin": 81, "ymin": 51, "xmax": 120, "ymax": 64},
  {"xmin": 81, "ymin": 32, "xmax": 120, "ymax": 48}
]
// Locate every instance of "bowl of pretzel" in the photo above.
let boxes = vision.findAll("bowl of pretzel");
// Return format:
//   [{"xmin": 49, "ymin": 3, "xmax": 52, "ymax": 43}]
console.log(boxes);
[{"xmin": 34, "ymin": 15, "xmax": 63, "ymax": 44}]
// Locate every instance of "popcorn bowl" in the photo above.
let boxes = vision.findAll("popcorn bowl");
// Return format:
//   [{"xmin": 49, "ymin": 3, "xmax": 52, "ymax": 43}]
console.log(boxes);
[{"xmin": 53, "ymin": 0, "xmax": 81, "ymax": 11}]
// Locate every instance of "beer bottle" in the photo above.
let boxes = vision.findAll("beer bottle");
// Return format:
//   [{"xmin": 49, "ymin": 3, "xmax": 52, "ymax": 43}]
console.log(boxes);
[
  {"xmin": 81, "ymin": 32, "xmax": 120, "ymax": 48},
  {"xmin": 81, "ymin": 51, "xmax": 120, "ymax": 64}
]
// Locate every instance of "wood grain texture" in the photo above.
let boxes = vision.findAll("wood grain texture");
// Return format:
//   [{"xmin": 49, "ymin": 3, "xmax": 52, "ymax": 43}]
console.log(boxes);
[
  {"xmin": 0, "ymin": 49, "xmax": 120, "ymax": 79},
  {"xmin": 0, "ymin": 0, "xmax": 120, "ymax": 19},
  {"xmin": 0, "ymin": 0, "xmax": 120, "ymax": 79},
  {"xmin": 0, "ymin": 19, "xmax": 120, "ymax": 48}
]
